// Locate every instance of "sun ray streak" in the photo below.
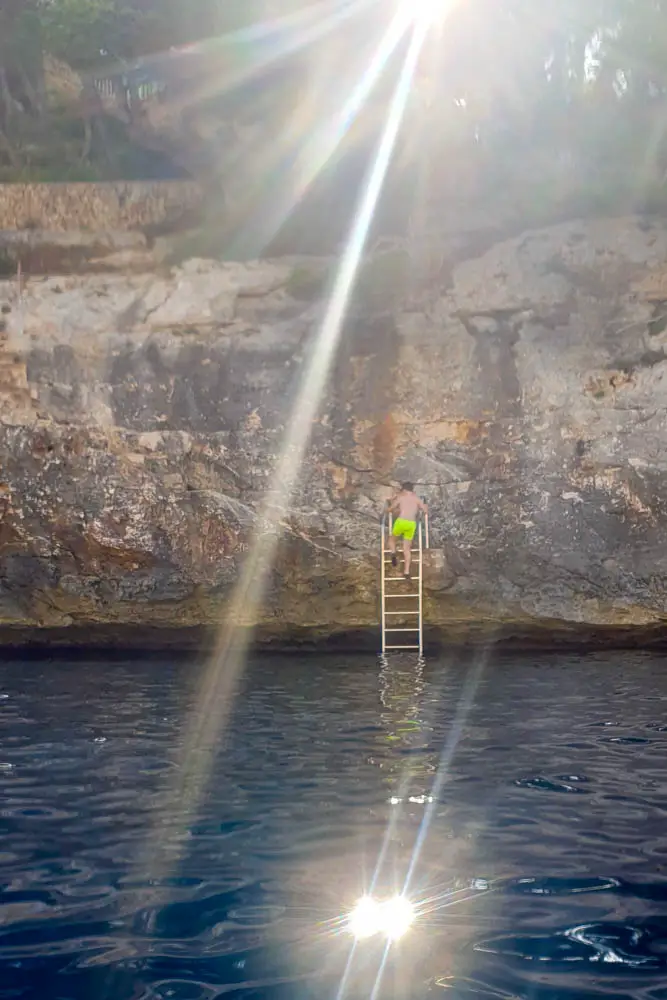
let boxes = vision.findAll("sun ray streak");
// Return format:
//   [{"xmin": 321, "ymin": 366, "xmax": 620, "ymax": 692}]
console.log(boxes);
[
  {"xmin": 368, "ymin": 649, "xmax": 450, "ymax": 897},
  {"xmin": 403, "ymin": 648, "xmax": 489, "ymax": 894},
  {"xmin": 228, "ymin": 0, "xmax": 375, "ymax": 43},
  {"xmin": 369, "ymin": 941, "xmax": 392, "ymax": 1000},
  {"xmin": 334, "ymin": 939, "xmax": 359, "ymax": 1000},
  {"xmin": 142, "ymin": 6, "xmax": 431, "ymax": 888},
  {"xmin": 138, "ymin": 0, "xmax": 376, "ymax": 80},
  {"xmin": 239, "ymin": 3, "xmax": 415, "ymax": 253},
  {"xmin": 418, "ymin": 883, "xmax": 504, "ymax": 919},
  {"xmin": 417, "ymin": 883, "xmax": 491, "ymax": 911},
  {"xmin": 139, "ymin": 0, "xmax": 381, "ymax": 134}
]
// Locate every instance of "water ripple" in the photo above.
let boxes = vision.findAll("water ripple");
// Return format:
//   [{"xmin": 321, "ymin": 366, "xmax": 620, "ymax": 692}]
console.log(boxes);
[{"xmin": 1, "ymin": 652, "xmax": 667, "ymax": 999}]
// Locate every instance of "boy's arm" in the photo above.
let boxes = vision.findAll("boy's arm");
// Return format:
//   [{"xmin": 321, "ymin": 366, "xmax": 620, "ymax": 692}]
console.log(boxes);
[
  {"xmin": 418, "ymin": 497, "xmax": 428, "ymax": 513},
  {"xmin": 386, "ymin": 491, "xmax": 400, "ymax": 511}
]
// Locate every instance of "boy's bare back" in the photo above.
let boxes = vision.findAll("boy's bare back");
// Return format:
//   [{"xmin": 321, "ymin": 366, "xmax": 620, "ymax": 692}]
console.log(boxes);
[{"xmin": 392, "ymin": 488, "xmax": 426, "ymax": 522}]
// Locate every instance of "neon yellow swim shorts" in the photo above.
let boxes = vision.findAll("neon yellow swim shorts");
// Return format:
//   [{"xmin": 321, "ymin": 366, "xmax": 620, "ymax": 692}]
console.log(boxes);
[{"xmin": 392, "ymin": 518, "xmax": 416, "ymax": 541}]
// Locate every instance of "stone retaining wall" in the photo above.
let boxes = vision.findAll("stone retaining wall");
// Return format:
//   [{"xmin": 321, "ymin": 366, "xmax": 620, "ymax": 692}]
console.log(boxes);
[{"xmin": 0, "ymin": 181, "xmax": 203, "ymax": 232}]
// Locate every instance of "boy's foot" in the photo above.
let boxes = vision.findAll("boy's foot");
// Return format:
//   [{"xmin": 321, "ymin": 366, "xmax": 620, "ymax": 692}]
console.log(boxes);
[
  {"xmin": 403, "ymin": 572, "xmax": 411, "ymax": 581},
  {"xmin": 391, "ymin": 555, "xmax": 397, "ymax": 568}
]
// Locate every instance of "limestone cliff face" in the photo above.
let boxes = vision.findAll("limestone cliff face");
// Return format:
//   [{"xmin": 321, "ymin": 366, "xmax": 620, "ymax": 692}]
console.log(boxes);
[{"xmin": 3, "ymin": 216, "xmax": 667, "ymax": 647}]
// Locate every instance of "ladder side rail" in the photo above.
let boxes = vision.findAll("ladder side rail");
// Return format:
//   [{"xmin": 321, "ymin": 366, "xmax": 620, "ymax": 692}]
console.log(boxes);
[
  {"xmin": 418, "ymin": 514, "xmax": 424, "ymax": 655},
  {"xmin": 380, "ymin": 508, "xmax": 387, "ymax": 654}
]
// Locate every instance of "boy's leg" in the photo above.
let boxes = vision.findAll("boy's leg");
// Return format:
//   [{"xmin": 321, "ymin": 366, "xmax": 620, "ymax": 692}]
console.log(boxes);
[
  {"xmin": 389, "ymin": 528, "xmax": 397, "ymax": 566},
  {"xmin": 403, "ymin": 537, "xmax": 411, "ymax": 577}
]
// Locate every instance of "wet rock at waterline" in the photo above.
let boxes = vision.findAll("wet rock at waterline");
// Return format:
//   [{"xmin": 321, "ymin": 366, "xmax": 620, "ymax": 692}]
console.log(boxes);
[{"xmin": 3, "ymin": 217, "xmax": 667, "ymax": 647}]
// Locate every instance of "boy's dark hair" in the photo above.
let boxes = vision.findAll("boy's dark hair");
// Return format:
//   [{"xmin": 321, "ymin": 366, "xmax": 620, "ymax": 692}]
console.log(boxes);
[{"xmin": 401, "ymin": 481, "xmax": 414, "ymax": 492}]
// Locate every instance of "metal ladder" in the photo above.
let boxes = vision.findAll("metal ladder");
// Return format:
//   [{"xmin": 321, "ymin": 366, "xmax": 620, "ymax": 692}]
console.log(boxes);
[{"xmin": 380, "ymin": 509, "xmax": 429, "ymax": 655}]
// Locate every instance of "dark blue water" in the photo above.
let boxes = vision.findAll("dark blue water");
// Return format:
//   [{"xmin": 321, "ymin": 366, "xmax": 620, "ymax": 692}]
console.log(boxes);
[{"xmin": 2, "ymin": 651, "xmax": 667, "ymax": 1000}]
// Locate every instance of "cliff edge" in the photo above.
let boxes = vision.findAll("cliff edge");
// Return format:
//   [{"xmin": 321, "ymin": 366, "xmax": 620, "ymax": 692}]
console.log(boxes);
[{"xmin": 2, "ymin": 216, "xmax": 667, "ymax": 648}]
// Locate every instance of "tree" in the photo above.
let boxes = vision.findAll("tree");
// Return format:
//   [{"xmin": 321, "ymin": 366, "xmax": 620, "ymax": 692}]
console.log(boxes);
[{"xmin": 38, "ymin": 0, "xmax": 137, "ymax": 68}]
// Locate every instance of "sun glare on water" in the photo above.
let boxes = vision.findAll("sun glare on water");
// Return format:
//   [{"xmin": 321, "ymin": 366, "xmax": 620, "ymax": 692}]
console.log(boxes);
[{"xmin": 348, "ymin": 895, "xmax": 416, "ymax": 941}]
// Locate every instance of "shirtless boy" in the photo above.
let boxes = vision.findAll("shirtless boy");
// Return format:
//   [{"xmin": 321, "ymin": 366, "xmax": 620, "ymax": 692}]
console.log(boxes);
[{"xmin": 386, "ymin": 482, "xmax": 428, "ymax": 579}]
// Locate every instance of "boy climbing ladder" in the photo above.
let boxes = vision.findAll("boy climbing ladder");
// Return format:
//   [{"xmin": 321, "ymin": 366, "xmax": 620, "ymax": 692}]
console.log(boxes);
[{"xmin": 385, "ymin": 482, "xmax": 428, "ymax": 580}]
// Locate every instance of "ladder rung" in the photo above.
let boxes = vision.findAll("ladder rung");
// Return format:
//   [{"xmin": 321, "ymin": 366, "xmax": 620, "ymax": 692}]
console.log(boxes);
[
  {"xmin": 385, "ymin": 627, "xmax": 420, "ymax": 632},
  {"xmin": 385, "ymin": 610, "xmax": 419, "ymax": 615},
  {"xmin": 385, "ymin": 576, "xmax": 416, "ymax": 581},
  {"xmin": 385, "ymin": 645, "xmax": 421, "ymax": 650},
  {"xmin": 385, "ymin": 594, "xmax": 419, "ymax": 599}
]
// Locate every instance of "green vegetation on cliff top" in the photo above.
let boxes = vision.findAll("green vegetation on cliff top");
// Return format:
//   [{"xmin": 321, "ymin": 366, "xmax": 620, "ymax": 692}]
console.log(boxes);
[
  {"xmin": 0, "ymin": 0, "xmax": 252, "ymax": 180},
  {"xmin": 3, "ymin": 2, "xmax": 667, "ymax": 226}
]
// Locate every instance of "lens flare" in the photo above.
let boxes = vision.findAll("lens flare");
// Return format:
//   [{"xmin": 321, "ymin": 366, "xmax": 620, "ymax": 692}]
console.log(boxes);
[
  {"xmin": 382, "ymin": 895, "xmax": 415, "ymax": 939},
  {"xmin": 348, "ymin": 896, "xmax": 382, "ymax": 939},
  {"xmin": 348, "ymin": 895, "xmax": 415, "ymax": 940},
  {"xmin": 406, "ymin": 0, "xmax": 446, "ymax": 29}
]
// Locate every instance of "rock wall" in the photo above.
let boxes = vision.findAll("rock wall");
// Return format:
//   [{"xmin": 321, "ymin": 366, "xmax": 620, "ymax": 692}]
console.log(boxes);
[
  {"xmin": 0, "ymin": 182, "xmax": 202, "ymax": 233},
  {"xmin": 2, "ymin": 217, "xmax": 667, "ymax": 648}
]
